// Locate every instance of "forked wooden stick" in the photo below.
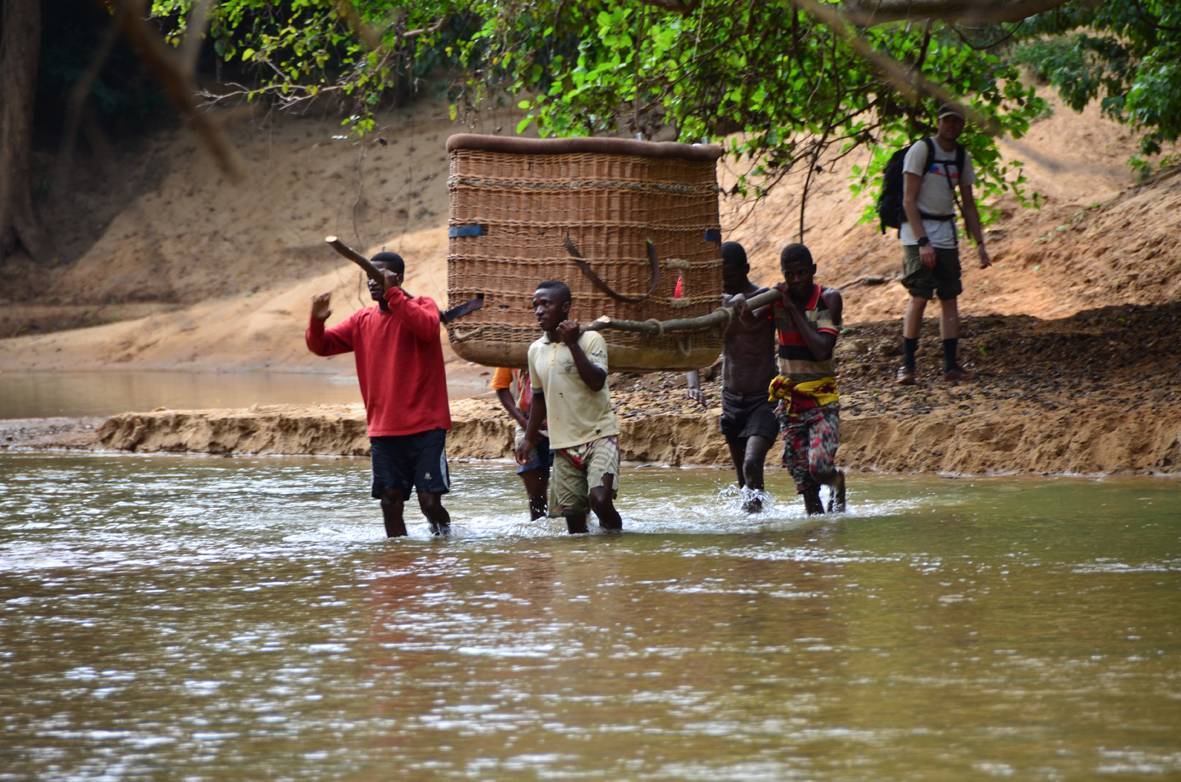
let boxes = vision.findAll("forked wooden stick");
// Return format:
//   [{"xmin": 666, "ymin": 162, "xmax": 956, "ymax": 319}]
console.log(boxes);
[
  {"xmin": 325, "ymin": 235, "xmax": 385, "ymax": 286},
  {"xmin": 325, "ymin": 234, "xmax": 485, "ymax": 324}
]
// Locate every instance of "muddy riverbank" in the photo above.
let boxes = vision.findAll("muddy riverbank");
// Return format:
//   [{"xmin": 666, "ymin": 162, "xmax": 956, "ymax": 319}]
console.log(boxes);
[{"xmin": 8, "ymin": 306, "xmax": 1179, "ymax": 476}]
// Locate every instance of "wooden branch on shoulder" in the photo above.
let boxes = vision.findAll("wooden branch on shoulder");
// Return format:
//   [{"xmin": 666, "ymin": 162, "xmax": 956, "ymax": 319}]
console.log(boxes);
[
  {"xmin": 325, "ymin": 235, "xmax": 384, "ymax": 286},
  {"xmin": 586, "ymin": 287, "xmax": 783, "ymax": 335}
]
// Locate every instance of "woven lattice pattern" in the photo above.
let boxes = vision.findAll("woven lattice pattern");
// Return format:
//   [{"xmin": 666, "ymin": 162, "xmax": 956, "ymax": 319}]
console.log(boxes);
[{"xmin": 446, "ymin": 137, "xmax": 724, "ymax": 370}]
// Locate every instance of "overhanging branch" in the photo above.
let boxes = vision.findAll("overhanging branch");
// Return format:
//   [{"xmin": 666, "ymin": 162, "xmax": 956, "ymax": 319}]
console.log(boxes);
[
  {"xmin": 105, "ymin": 0, "xmax": 244, "ymax": 181},
  {"xmin": 842, "ymin": 0, "xmax": 1072, "ymax": 26}
]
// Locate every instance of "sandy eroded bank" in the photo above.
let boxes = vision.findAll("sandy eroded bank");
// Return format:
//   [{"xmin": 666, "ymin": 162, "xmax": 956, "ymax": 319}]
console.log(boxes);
[
  {"xmin": 7, "ymin": 306, "xmax": 1180, "ymax": 477},
  {"xmin": 82, "ymin": 394, "xmax": 1179, "ymax": 476}
]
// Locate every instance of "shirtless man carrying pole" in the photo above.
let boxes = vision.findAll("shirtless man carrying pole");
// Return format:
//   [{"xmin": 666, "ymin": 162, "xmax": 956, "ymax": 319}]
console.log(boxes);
[{"xmin": 714, "ymin": 242, "xmax": 779, "ymax": 513}]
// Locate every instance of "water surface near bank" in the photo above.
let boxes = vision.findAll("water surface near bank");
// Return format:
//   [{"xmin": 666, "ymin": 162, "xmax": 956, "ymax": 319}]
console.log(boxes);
[
  {"xmin": 0, "ymin": 371, "xmax": 361, "ymax": 419},
  {"xmin": 2, "ymin": 453, "xmax": 1179, "ymax": 780},
  {"xmin": 0, "ymin": 369, "xmax": 492, "ymax": 420}
]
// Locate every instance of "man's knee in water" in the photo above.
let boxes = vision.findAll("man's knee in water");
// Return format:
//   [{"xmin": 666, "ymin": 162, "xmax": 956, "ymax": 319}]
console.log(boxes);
[
  {"xmin": 588, "ymin": 476, "xmax": 614, "ymax": 515},
  {"xmin": 810, "ymin": 466, "xmax": 837, "ymax": 485},
  {"xmin": 565, "ymin": 513, "xmax": 589, "ymax": 534},
  {"xmin": 589, "ymin": 475, "xmax": 622, "ymax": 531},
  {"xmin": 743, "ymin": 454, "xmax": 765, "ymax": 479},
  {"xmin": 418, "ymin": 491, "xmax": 442, "ymax": 513},
  {"xmin": 381, "ymin": 488, "xmax": 405, "ymax": 508}
]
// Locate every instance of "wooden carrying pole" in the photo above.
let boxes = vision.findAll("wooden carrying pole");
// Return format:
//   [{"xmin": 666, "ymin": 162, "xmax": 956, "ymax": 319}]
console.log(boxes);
[
  {"xmin": 585, "ymin": 287, "xmax": 783, "ymax": 335},
  {"xmin": 325, "ymin": 235, "xmax": 385, "ymax": 285},
  {"xmin": 324, "ymin": 234, "xmax": 485, "ymax": 324}
]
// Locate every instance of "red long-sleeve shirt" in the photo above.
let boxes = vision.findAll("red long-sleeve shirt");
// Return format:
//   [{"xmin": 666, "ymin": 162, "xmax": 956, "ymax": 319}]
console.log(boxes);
[{"xmin": 306, "ymin": 287, "xmax": 451, "ymax": 437}]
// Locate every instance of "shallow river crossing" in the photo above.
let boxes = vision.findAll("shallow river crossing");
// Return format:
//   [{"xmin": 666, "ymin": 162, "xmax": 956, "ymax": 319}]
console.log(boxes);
[{"xmin": 2, "ymin": 453, "xmax": 1180, "ymax": 780}]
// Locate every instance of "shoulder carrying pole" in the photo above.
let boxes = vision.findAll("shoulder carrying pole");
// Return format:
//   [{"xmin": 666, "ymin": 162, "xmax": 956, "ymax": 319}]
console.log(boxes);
[
  {"xmin": 585, "ymin": 287, "xmax": 782, "ymax": 335},
  {"xmin": 325, "ymin": 235, "xmax": 385, "ymax": 287}
]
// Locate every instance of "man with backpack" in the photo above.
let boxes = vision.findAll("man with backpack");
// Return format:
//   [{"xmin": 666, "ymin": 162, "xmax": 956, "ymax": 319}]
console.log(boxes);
[{"xmin": 892, "ymin": 103, "xmax": 992, "ymax": 384}]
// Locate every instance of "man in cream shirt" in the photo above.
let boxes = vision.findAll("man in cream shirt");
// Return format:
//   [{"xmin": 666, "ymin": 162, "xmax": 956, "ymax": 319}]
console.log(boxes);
[
  {"xmin": 897, "ymin": 103, "xmax": 992, "ymax": 385},
  {"xmin": 516, "ymin": 280, "xmax": 622, "ymax": 534}
]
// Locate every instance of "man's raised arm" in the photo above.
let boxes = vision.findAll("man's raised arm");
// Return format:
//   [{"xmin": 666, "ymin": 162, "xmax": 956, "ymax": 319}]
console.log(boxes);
[{"xmin": 306, "ymin": 292, "xmax": 356, "ymax": 356}]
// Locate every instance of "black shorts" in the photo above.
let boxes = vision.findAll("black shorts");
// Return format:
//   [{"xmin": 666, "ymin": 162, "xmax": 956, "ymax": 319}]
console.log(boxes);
[
  {"xmin": 902, "ymin": 244, "xmax": 963, "ymax": 300},
  {"xmin": 719, "ymin": 389, "xmax": 779, "ymax": 442},
  {"xmin": 370, "ymin": 429, "xmax": 450, "ymax": 498}
]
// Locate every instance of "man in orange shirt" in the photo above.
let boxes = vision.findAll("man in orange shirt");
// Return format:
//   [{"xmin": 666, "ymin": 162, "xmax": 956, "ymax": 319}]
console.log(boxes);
[{"xmin": 490, "ymin": 366, "xmax": 551, "ymax": 519}]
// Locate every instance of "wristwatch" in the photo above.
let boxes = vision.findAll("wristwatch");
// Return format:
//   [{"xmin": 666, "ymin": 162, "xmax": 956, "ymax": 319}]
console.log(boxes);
[{"xmin": 916, "ymin": 236, "xmax": 930, "ymax": 247}]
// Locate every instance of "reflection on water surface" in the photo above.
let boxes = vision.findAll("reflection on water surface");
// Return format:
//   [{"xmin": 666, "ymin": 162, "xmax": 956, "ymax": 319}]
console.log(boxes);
[
  {"xmin": 0, "ymin": 371, "xmax": 366, "ymax": 419},
  {"xmin": 2, "ymin": 454, "xmax": 1179, "ymax": 780}
]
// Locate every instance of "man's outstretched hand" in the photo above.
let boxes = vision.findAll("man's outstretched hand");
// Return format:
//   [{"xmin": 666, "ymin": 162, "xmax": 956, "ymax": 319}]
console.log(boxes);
[{"xmin": 311, "ymin": 292, "xmax": 332, "ymax": 321}]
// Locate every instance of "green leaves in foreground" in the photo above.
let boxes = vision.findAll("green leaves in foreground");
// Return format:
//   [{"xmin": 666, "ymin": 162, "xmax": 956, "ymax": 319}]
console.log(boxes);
[
  {"xmin": 466, "ymin": 0, "xmax": 1044, "ymax": 227},
  {"xmin": 147, "ymin": 1, "xmax": 1181, "ymax": 223}
]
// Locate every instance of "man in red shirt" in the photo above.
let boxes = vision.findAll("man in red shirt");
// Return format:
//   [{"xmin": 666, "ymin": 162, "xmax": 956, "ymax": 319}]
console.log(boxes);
[{"xmin": 306, "ymin": 252, "xmax": 452, "ymax": 537}]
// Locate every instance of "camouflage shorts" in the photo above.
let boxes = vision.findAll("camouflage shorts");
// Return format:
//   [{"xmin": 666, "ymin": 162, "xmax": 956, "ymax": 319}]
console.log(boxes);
[
  {"xmin": 550, "ymin": 435, "xmax": 620, "ymax": 517},
  {"xmin": 779, "ymin": 404, "xmax": 840, "ymax": 493}
]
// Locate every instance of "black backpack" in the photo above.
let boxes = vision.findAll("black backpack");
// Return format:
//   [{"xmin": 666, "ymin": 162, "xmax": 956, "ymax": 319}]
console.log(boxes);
[{"xmin": 877, "ymin": 137, "xmax": 965, "ymax": 233}]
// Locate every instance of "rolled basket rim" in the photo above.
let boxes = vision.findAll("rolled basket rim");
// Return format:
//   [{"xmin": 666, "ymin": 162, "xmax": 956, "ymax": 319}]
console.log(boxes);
[{"xmin": 446, "ymin": 133, "xmax": 723, "ymax": 162}]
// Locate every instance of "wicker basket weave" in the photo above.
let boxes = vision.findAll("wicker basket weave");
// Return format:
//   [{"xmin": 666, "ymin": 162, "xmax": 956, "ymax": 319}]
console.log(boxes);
[{"xmin": 446, "ymin": 134, "xmax": 725, "ymax": 371}]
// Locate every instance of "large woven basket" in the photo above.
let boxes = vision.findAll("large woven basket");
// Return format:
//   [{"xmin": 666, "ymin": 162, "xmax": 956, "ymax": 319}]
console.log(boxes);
[{"xmin": 445, "ymin": 134, "xmax": 724, "ymax": 371}]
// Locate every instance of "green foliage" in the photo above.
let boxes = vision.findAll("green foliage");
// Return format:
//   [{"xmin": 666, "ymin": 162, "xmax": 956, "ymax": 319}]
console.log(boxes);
[
  {"xmin": 459, "ymin": 0, "xmax": 1045, "ymax": 225},
  {"xmin": 148, "ymin": 0, "xmax": 1181, "ymax": 222},
  {"xmin": 1013, "ymin": 0, "xmax": 1181, "ymax": 160},
  {"xmin": 150, "ymin": 0, "xmax": 468, "ymax": 132}
]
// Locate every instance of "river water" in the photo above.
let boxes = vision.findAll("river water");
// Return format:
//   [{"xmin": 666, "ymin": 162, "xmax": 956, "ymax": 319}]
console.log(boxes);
[
  {"xmin": 0, "ymin": 370, "xmax": 491, "ymax": 419},
  {"xmin": 2, "ymin": 453, "xmax": 1179, "ymax": 780}
]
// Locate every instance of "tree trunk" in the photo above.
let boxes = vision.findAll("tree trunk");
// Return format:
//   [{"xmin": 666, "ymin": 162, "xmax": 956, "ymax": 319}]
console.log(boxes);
[{"xmin": 0, "ymin": 0, "xmax": 55, "ymax": 263}]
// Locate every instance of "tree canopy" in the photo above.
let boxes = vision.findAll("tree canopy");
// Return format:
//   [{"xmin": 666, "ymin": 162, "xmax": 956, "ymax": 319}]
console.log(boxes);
[
  {"xmin": 459, "ymin": 0, "xmax": 1048, "ymax": 230},
  {"xmin": 1012, "ymin": 0, "xmax": 1181, "ymax": 171},
  {"xmin": 147, "ymin": 0, "xmax": 1073, "ymax": 233},
  {"xmin": 5, "ymin": 0, "xmax": 1181, "ymax": 262}
]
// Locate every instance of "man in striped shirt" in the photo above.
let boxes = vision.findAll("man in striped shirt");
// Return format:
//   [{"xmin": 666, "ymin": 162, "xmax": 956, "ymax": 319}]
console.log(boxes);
[{"xmin": 769, "ymin": 243, "xmax": 847, "ymax": 515}]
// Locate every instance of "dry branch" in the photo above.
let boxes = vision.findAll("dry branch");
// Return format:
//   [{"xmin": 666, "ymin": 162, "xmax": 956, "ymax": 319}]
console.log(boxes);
[
  {"xmin": 842, "ymin": 0, "xmax": 1071, "ymax": 26},
  {"xmin": 793, "ymin": 0, "xmax": 1003, "ymax": 136},
  {"xmin": 586, "ymin": 287, "xmax": 784, "ymax": 335},
  {"xmin": 325, "ymin": 235, "xmax": 385, "ymax": 285},
  {"xmin": 105, "ymin": 0, "xmax": 244, "ymax": 181}
]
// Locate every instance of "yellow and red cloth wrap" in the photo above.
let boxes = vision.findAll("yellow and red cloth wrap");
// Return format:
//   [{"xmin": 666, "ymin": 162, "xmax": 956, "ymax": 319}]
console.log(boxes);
[{"xmin": 767, "ymin": 375, "xmax": 839, "ymax": 414}]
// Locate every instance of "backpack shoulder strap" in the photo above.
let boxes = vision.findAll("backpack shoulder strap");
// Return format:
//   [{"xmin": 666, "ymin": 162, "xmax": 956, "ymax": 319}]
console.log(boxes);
[
  {"xmin": 920, "ymin": 137, "xmax": 935, "ymax": 175},
  {"xmin": 949, "ymin": 143, "xmax": 967, "ymax": 213}
]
